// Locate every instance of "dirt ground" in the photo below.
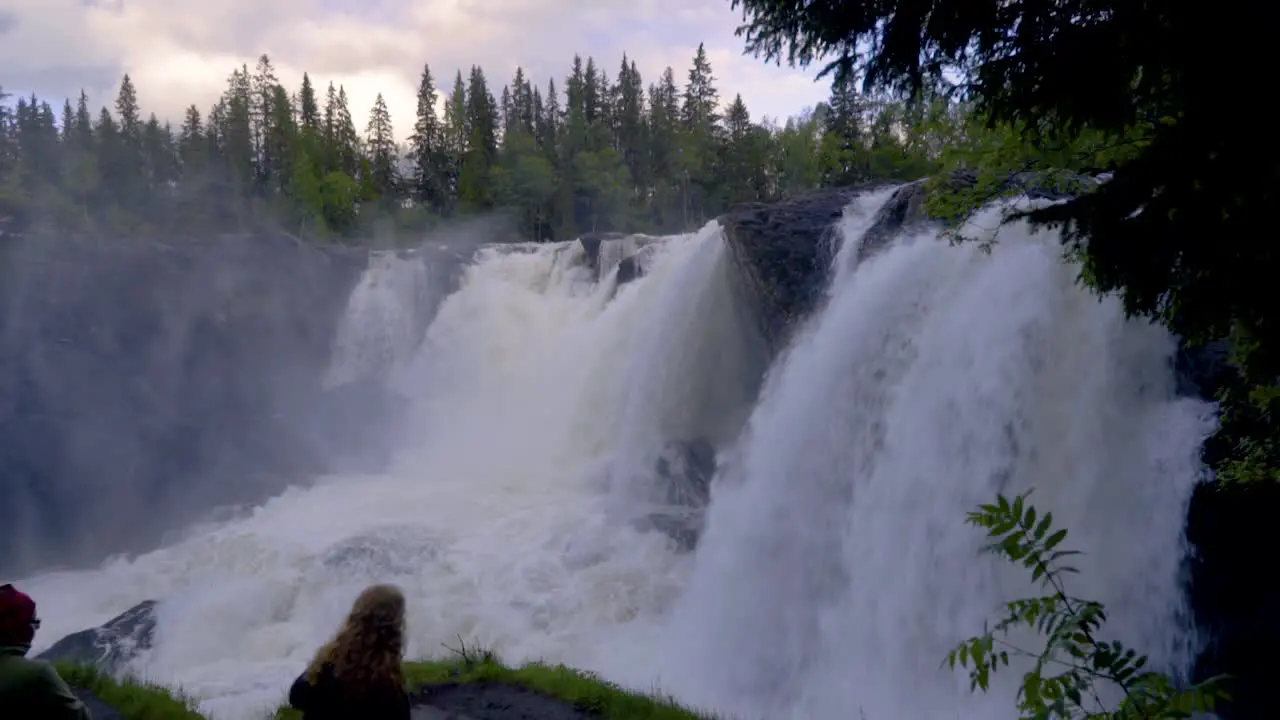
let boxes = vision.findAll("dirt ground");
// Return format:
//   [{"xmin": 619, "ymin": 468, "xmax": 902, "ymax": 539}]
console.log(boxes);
[{"xmin": 409, "ymin": 681, "xmax": 599, "ymax": 720}]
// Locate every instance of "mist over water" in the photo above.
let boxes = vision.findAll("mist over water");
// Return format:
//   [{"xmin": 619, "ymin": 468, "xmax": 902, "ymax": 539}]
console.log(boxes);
[
  {"xmin": 16, "ymin": 190, "xmax": 1213, "ymax": 720},
  {"xmin": 0, "ymin": 232, "xmax": 376, "ymax": 575}
]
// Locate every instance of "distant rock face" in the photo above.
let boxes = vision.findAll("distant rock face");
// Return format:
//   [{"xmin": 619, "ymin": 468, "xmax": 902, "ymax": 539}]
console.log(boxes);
[
  {"xmin": 0, "ymin": 231, "xmax": 388, "ymax": 577},
  {"xmin": 36, "ymin": 600, "xmax": 158, "ymax": 674}
]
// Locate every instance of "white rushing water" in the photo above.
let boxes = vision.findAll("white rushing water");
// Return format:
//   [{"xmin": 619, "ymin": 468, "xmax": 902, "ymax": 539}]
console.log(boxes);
[
  {"xmin": 18, "ymin": 189, "xmax": 1214, "ymax": 720},
  {"xmin": 634, "ymin": 196, "xmax": 1215, "ymax": 719},
  {"xmin": 323, "ymin": 250, "xmax": 434, "ymax": 389}
]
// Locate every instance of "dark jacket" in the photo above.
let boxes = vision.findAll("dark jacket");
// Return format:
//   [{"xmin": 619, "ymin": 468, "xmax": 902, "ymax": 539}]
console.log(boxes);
[
  {"xmin": 288, "ymin": 663, "xmax": 409, "ymax": 720},
  {"xmin": 0, "ymin": 644, "xmax": 92, "ymax": 720}
]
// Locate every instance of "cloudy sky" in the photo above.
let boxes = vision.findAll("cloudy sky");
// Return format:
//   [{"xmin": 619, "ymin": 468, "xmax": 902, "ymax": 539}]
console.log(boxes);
[{"xmin": 0, "ymin": 0, "xmax": 831, "ymax": 139}]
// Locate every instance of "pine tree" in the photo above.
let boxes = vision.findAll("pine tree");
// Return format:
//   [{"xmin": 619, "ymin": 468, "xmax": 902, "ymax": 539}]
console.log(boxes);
[
  {"xmin": 322, "ymin": 82, "xmax": 339, "ymax": 149},
  {"xmin": 406, "ymin": 63, "xmax": 445, "ymax": 212},
  {"xmin": 614, "ymin": 55, "xmax": 648, "ymax": 198},
  {"xmin": 111, "ymin": 74, "xmax": 144, "ymax": 204},
  {"xmin": 178, "ymin": 105, "xmax": 205, "ymax": 167},
  {"xmin": 720, "ymin": 94, "xmax": 768, "ymax": 205},
  {"xmin": 678, "ymin": 44, "xmax": 719, "ymax": 224},
  {"xmin": 219, "ymin": 66, "xmax": 255, "ymax": 193},
  {"xmin": 681, "ymin": 44, "xmax": 718, "ymax": 130},
  {"xmin": 821, "ymin": 74, "xmax": 868, "ymax": 185},
  {"xmin": 441, "ymin": 71, "xmax": 469, "ymax": 213},
  {"xmin": 265, "ymin": 84, "xmax": 297, "ymax": 192},
  {"xmin": 298, "ymin": 73, "xmax": 320, "ymax": 136},
  {"xmin": 250, "ymin": 54, "xmax": 281, "ymax": 186},
  {"xmin": 332, "ymin": 86, "xmax": 360, "ymax": 177},
  {"xmin": 114, "ymin": 74, "xmax": 141, "ymax": 138},
  {"xmin": 459, "ymin": 65, "xmax": 498, "ymax": 210},
  {"xmin": 365, "ymin": 93, "xmax": 398, "ymax": 201}
]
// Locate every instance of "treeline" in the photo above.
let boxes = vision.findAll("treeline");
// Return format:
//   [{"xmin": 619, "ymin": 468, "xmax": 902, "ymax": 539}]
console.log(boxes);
[{"xmin": 0, "ymin": 47, "xmax": 968, "ymax": 243}]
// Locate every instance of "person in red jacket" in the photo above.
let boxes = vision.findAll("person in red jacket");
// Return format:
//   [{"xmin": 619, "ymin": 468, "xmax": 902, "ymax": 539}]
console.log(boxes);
[
  {"xmin": 0, "ymin": 583, "xmax": 91, "ymax": 719},
  {"xmin": 289, "ymin": 583, "xmax": 411, "ymax": 719}
]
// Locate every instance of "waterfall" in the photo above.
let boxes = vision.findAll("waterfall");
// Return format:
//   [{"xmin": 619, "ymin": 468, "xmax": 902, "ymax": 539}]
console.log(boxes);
[{"xmin": 17, "ymin": 191, "xmax": 1212, "ymax": 720}]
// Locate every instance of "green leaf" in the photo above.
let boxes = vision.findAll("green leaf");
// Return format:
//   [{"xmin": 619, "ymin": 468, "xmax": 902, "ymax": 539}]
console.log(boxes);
[
  {"xmin": 948, "ymin": 493, "xmax": 1234, "ymax": 720},
  {"xmin": 1034, "ymin": 512, "xmax": 1053, "ymax": 540}
]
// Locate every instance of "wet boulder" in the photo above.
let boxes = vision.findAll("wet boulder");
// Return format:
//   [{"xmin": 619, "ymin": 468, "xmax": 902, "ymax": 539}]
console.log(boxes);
[
  {"xmin": 616, "ymin": 254, "xmax": 643, "ymax": 287},
  {"xmin": 634, "ymin": 438, "xmax": 717, "ymax": 551}
]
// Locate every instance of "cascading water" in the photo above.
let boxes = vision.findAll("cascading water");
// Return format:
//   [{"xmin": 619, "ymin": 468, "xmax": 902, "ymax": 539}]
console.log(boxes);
[
  {"xmin": 15, "ymin": 188, "xmax": 1214, "ymax": 720},
  {"xmin": 638, "ymin": 194, "xmax": 1215, "ymax": 719},
  {"xmin": 16, "ymin": 223, "xmax": 745, "ymax": 719},
  {"xmin": 323, "ymin": 249, "xmax": 437, "ymax": 389}
]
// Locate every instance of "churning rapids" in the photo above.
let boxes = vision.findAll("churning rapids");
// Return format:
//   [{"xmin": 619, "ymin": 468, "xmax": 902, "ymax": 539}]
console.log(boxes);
[{"xmin": 16, "ymin": 187, "xmax": 1214, "ymax": 720}]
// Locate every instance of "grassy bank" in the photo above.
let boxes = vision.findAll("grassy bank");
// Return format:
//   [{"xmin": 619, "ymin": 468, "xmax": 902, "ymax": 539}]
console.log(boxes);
[
  {"xmin": 54, "ymin": 663, "xmax": 204, "ymax": 719},
  {"xmin": 55, "ymin": 652, "xmax": 716, "ymax": 720}
]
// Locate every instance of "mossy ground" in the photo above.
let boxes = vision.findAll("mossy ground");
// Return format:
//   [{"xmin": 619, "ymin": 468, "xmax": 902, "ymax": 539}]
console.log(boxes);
[{"xmin": 59, "ymin": 651, "xmax": 718, "ymax": 720}]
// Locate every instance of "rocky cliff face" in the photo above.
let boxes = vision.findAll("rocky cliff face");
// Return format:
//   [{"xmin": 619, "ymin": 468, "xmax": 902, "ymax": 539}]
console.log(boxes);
[{"xmin": 0, "ymin": 231, "xmax": 393, "ymax": 577}]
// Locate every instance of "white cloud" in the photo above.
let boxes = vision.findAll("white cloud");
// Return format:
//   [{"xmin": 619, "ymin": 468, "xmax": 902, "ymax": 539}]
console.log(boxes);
[{"xmin": 0, "ymin": 0, "xmax": 831, "ymax": 138}]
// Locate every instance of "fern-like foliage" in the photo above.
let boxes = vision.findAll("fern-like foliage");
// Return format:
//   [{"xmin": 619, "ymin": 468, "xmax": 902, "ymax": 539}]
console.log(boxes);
[{"xmin": 945, "ymin": 490, "xmax": 1230, "ymax": 719}]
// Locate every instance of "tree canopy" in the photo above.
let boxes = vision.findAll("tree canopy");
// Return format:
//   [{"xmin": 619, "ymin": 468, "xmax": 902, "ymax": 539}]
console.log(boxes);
[{"xmin": 0, "ymin": 47, "xmax": 961, "ymax": 247}]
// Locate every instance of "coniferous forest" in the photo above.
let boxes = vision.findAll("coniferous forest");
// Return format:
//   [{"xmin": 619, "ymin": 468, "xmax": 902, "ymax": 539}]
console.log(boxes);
[{"xmin": 0, "ymin": 45, "xmax": 988, "ymax": 244}]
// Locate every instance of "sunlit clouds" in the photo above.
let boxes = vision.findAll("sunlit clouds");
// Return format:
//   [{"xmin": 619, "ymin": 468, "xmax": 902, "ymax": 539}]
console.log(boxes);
[{"xmin": 0, "ymin": 0, "xmax": 830, "ymax": 136}]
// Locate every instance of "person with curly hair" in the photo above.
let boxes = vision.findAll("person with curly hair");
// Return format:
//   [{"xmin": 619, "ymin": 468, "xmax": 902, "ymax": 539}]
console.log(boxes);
[{"xmin": 288, "ymin": 583, "xmax": 411, "ymax": 719}]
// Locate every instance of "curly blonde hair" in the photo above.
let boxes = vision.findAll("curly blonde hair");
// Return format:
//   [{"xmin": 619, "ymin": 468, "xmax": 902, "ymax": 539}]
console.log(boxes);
[{"xmin": 305, "ymin": 583, "xmax": 407, "ymax": 695}]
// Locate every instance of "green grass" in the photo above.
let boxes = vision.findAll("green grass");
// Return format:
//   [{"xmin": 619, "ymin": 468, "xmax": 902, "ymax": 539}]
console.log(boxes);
[
  {"xmin": 58, "ymin": 646, "xmax": 719, "ymax": 720},
  {"xmin": 54, "ymin": 663, "xmax": 204, "ymax": 720}
]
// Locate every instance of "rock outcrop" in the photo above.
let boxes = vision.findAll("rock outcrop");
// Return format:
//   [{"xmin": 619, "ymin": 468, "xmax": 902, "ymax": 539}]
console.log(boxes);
[
  {"xmin": 0, "ymin": 231, "xmax": 392, "ymax": 576},
  {"xmin": 634, "ymin": 438, "xmax": 718, "ymax": 551},
  {"xmin": 575, "ymin": 232, "xmax": 630, "ymax": 278},
  {"xmin": 616, "ymin": 254, "xmax": 643, "ymax": 287},
  {"xmin": 36, "ymin": 600, "xmax": 158, "ymax": 673},
  {"xmin": 719, "ymin": 186, "xmax": 870, "ymax": 353},
  {"xmin": 574, "ymin": 233, "xmax": 660, "ymax": 285}
]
